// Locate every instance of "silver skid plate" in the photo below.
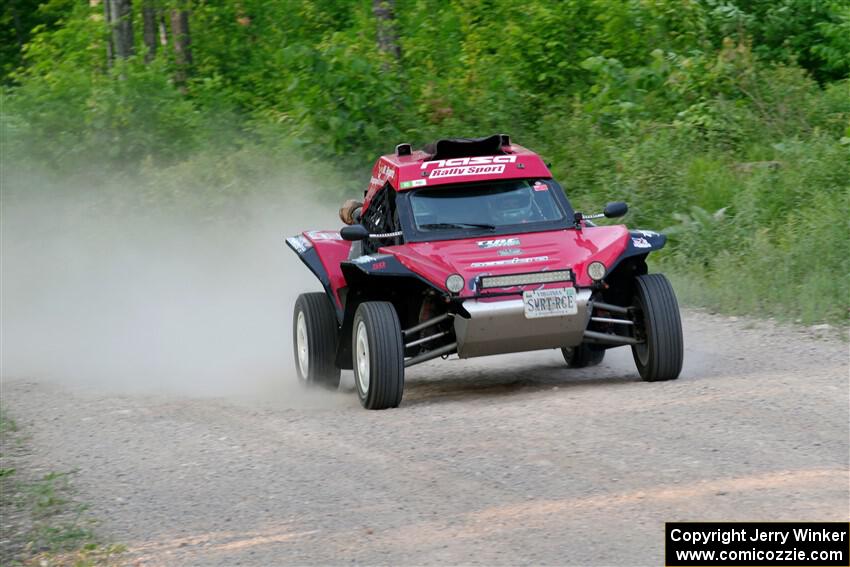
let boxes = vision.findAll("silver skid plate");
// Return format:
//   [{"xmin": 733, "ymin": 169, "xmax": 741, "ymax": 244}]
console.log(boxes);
[{"xmin": 453, "ymin": 289, "xmax": 592, "ymax": 358}]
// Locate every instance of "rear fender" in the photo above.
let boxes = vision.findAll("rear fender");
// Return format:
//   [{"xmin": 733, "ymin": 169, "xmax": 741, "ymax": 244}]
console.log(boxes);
[{"xmin": 285, "ymin": 231, "xmax": 351, "ymax": 322}]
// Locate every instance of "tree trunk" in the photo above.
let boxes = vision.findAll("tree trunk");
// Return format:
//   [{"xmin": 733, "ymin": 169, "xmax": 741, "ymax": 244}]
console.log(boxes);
[
  {"xmin": 372, "ymin": 0, "xmax": 401, "ymax": 63},
  {"xmin": 158, "ymin": 11, "xmax": 169, "ymax": 47},
  {"xmin": 9, "ymin": 1, "xmax": 26, "ymax": 50},
  {"xmin": 170, "ymin": 3, "xmax": 192, "ymax": 85},
  {"xmin": 103, "ymin": 0, "xmax": 114, "ymax": 66},
  {"xmin": 108, "ymin": 0, "xmax": 135, "ymax": 59},
  {"xmin": 142, "ymin": 0, "xmax": 158, "ymax": 63}
]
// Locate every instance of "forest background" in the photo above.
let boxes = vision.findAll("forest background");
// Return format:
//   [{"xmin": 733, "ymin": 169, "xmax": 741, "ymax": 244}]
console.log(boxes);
[{"xmin": 3, "ymin": 0, "xmax": 849, "ymax": 324}]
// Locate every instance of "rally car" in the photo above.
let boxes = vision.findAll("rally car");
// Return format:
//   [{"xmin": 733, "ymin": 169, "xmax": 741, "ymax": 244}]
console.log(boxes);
[{"xmin": 287, "ymin": 135, "xmax": 683, "ymax": 409}]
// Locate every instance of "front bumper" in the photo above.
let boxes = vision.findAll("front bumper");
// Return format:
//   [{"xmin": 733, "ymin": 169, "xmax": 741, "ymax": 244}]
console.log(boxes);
[{"xmin": 453, "ymin": 289, "xmax": 593, "ymax": 358}]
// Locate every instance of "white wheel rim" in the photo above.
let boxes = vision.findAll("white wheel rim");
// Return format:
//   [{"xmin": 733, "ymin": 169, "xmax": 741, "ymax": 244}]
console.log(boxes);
[
  {"xmin": 296, "ymin": 311, "xmax": 309, "ymax": 378},
  {"xmin": 355, "ymin": 321, "xmax": 370, "ymax": 394}
]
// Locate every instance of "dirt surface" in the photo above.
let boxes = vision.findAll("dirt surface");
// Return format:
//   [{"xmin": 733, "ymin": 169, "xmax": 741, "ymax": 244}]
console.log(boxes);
[{"xmin": 3, "ymin": 310, "xmax": 848, "ymax": 566}]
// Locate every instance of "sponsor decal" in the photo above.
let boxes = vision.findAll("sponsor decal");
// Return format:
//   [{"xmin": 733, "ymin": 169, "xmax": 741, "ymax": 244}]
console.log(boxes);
[
  {"xmin": 420, "ymin": 155, "xmax": 518, "ymax": 170},
  {"xmin": 498, "ymin": 248, "xmax": 523, "ymax": 256},
  {"xmin": 353, "ymin": 255, "xmax": 390, "ymax": 269},
  {"xmin": 636, "ymin": 229, "xmax": 659, "ymax": 237},
  {"xmin": 533, "ymin": 181, "xmax": 548, "ymax": 191},
  {"xmin": 307, "ymin": 230, "xmax": 343, "ymax": 241},
  {"xmin": 470, "ymin": 256, "xmax": 549, "ymax": 268},
  {"xmin": 477, "ymin": 237, "xmax": 521, "ymax": 249},
  {"xmin": 378, "ymin": 163, "xmax": 395, "ymax": 180},
  {"xmin": 430, "ymin": 164, "xmax": 504, "ymax": 178},
  {"xmin": 421, "ymin": 155, "xmax": 518, "ymax": 180},
  {"xmin": 399, "ymin": 179, "xmax": 427, "ymax": 189},
  {"xmin": 632, "ymin": 237, "xmax": 652, "ymax": 248},
  {"xmin": 286, "ymin": 235, "xmax": 311, "ymax": 253}
]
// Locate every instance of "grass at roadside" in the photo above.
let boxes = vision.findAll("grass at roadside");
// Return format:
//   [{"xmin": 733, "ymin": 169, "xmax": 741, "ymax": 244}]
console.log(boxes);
[
  {"xmin": 664, "ymin": 268, "xmax": 849, "ymax": 339},
  {"xmin": 0, "ymin": 407, "xmax": 124, "ymax": 567}
]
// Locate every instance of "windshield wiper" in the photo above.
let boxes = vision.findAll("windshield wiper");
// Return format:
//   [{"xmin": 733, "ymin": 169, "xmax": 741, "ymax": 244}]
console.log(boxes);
[{"xmin": 420, "ymin": 222, "xmax": 496, "ymax": 231}]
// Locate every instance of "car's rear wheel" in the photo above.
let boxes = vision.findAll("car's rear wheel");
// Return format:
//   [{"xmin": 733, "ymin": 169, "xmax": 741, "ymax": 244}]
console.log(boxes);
[
  {"xmin": 353, "ymin": 301, "xmax": 404, "ymax": 410},
  {"xmin": 293, "ymin": 293, "xmax": 341, "ymax": 389},
  {"xmin": 631, "ymin": 274, "xmax": 683, "ymax": 381},
  {"xmin": 561, "ymin": 344, "xmax": 605, "ymax": 368}
]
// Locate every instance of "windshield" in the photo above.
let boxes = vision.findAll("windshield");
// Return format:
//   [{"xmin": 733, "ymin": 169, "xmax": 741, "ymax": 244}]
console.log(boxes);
[{"xmin": 410, "ymin": 179, "xmax": 565, "ymax": 233}]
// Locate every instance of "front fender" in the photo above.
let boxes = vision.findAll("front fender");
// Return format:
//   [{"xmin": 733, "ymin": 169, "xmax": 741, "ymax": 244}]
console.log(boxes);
[{"xmin": 608, "ymin": 229, "xmax": 667, "ymax": 272}]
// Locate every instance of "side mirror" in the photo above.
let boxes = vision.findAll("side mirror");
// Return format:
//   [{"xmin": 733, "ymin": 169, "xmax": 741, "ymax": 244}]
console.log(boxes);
[
  {"xmin": 340, "ymin": 224, "xmax": 370, "ymax": 241},
  {"xmin": 604, "ymin": 201, "xmax": 628, "ymax": 218}
]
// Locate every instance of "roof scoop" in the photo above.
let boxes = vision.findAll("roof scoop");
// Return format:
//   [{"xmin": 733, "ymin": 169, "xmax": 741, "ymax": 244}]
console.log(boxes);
[{"xmin": 422, "ymin": 134, "xmax": 510, "ymax": 161}]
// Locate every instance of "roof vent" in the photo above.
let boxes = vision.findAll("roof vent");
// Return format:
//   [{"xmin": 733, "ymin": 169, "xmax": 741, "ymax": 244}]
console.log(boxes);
[
  {"xmin": 422, "ymin": 134, "xmax": 509, "ymax": 161},
  {"xmin": 395, "ymin": 143, "xmax": 412, "ymax": 156}
]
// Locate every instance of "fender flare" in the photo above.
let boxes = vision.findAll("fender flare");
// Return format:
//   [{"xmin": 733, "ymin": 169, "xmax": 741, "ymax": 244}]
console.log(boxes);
[
  {"xmin": 340, "ymin": 253, "xmax": 436, "ymax": 284},
  {"xmin": 286, "ymin": 235, "xmax": 342, "ymax": 321},
  {"xmin": 608, "ymin": 230, "xmax": 667, "ymax": 273}
]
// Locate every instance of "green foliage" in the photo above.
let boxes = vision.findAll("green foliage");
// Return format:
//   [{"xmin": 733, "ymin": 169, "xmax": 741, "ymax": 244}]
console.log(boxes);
[
  {"xmin": 1, "ymin": 0, "xmax": 76, "ymax": 84},
  {"xmin": 734, "ymin": 0, "xmax": 850, "ymax": 82},
  {"xmin": 2, "ymin": 0, "xmax": 848, "ymax": 323},
  {"xmin": 4, "ymin": 2, "xmax": 202, "ymax": 169},
  {"xmin": 660, "ymin": 134, "xmax": 850, "ymax": 323}
]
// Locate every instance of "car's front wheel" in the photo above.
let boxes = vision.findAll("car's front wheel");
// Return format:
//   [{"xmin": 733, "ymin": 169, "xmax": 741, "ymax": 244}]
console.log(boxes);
[
  {"xmin": 631, "ymin": 274, "xmax": 683, "ymax": 381},
  {"xmin": 353, "ymin": 301, "xmax": 404, "ymax": 410},
  {"xmin": 293, "ymin": 293, "xmax": 341, "ymax": 389}
]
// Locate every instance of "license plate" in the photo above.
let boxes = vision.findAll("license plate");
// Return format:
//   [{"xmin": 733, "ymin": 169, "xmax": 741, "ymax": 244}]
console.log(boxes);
[{"xmin": 523, "ymin": 287, "xmax": 577, "ymax": 319}]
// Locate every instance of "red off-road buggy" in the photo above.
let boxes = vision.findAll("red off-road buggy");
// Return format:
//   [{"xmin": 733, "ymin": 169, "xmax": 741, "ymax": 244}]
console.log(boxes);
[{"xmin": 287, "ymin": 135, "xmax": 683, "ymax": 409}]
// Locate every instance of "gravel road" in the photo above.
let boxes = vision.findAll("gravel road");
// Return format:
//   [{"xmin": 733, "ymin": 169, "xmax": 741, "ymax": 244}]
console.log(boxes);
[{"xmin": 3, "ymin": 310, "xmax": 848, "ymax": 566}]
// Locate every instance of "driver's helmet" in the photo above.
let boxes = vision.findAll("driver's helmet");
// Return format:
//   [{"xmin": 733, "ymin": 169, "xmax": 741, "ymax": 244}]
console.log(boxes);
[{"xmin": 489, "ymin": 187, "xmax": 534, "ymax": 223}]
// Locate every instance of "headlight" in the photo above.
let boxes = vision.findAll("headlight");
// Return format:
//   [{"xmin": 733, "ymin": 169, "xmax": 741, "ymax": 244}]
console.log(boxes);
[
  {"xmin": 587, "ymin": 261, "xmax": 607, "ymax": 281},
  {"xmin": 446, "ymin": 274, "xmax": 465, "ymax": 293}
]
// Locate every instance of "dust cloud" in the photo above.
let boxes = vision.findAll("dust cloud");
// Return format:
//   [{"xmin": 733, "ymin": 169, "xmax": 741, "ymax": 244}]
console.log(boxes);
[{"xmin": 1, "ymin": 166, "xmax": 355, "ymax": 406}]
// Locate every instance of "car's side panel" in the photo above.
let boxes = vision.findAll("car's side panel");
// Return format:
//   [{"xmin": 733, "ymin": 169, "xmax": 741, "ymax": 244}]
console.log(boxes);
[
  {"xmin": 340, "ymin": 253, "xmax": 441, "ymax": 295},
  {"xmin": 341, "ymin": 253, "xmax": 419, "ymax": 280},
  {"xmin": 363, "ymin": 158, "xmax": 401, "ymax": 210}
]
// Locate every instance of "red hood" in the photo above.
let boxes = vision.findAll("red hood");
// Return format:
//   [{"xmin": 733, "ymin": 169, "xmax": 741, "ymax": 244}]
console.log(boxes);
[{"xmin": 383, "ymin": 225, "xmax": 630, "ymax": 296}]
